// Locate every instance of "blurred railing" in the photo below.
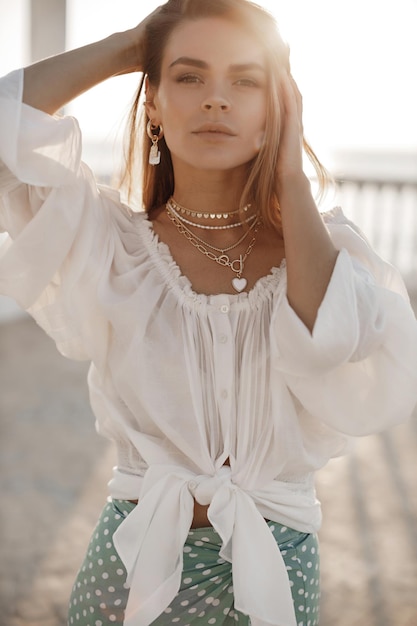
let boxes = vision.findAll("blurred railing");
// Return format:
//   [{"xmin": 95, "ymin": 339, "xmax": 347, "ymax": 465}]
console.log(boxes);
[
  {"xmin": 83, "ymin": 142, "xmax": 417, "ymax": 293},
  {"xmin": 332, "ymin": 177, "xmax": 417, "ymax": 289}
]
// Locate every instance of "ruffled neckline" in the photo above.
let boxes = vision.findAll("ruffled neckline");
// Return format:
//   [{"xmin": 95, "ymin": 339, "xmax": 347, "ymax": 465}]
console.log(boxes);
[{"xmin": 132, "ymin": 212, "xmax": 286, "ymax": 311}]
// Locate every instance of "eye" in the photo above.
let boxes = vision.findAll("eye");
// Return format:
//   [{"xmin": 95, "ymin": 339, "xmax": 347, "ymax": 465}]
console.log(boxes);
[
  {"xmin": 176, "ymin": 73, "xmax": 203, "ymax": 84},
  {"xmin": 234, "ymin": 77, "xmax": 259, "ymax": 87}
]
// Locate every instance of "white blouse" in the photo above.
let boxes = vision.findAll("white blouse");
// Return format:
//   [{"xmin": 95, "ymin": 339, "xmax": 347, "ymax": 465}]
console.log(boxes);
[{"xmin": 1, "ymin": 69, "xmax": 417, "ymax": 626}]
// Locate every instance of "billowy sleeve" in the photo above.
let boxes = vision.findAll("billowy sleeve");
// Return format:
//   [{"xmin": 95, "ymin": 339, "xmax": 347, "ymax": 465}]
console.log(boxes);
[
  {"xmin": 271, "ymin": 208, "xmax": 417, "ymax": 436},
  {"xmin": 0, "ymin": 68, "xmax": 117, "ymax": 365}
]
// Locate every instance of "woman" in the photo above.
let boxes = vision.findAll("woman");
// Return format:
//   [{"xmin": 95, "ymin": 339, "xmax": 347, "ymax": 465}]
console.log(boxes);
[{"xmin": 0, "ymin": 1, "xmax": 416, "ymax": 625}]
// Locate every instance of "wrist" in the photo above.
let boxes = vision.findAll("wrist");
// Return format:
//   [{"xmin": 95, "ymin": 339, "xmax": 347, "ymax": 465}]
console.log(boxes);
[
  {"xmin": 106, "ymin": 30, "xmax": 143, "ymax": 75},
  {"xmin": 277, "ymin": 171, "xmax": 311, "ymax": 205}
]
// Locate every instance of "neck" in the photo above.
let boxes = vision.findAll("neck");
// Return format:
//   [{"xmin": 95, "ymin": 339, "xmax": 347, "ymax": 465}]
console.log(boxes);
[{"xmin": 171, "ymin": 162, "xmax": 249, "ymax": 218}]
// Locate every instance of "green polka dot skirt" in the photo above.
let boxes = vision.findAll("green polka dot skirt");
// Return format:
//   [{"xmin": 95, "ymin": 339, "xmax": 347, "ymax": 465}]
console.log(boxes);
[{"xmin": 68, "ymin": 500, "xmax": 320, "ymax": 626}]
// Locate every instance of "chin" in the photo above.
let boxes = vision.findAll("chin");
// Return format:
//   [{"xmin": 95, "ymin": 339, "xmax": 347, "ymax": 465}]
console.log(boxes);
[{"xmin": 190, "ymin": 154, "xmax": 256, "ymax": 172}]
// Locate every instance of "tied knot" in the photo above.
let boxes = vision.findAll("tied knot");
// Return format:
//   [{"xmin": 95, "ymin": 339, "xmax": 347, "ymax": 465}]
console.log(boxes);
[{"xmin": 188, "ymin": 466, "xmax": 233, "ymax": 505}]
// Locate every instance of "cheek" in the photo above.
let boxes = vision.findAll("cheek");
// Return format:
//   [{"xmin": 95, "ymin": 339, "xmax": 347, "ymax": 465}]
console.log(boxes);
[
  {"xmin": 160, "ymin": 123, "xmax": 188, "ymax": 161},
  {"xmin": 248, "ymin": 98, "xmax": 267, "ymax": 152},
  {"xmin": 254, "ymin": 129, "xmax": 266, "ymax": 151}
]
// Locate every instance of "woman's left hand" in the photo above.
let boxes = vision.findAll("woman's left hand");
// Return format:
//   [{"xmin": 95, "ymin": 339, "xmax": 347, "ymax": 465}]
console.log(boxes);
[
  {"xmin": 276, "ymin": 71, "xmax": 305, "ymax": 186},
  {"xmin": 276, "ymin": 72, "xmax": 338, "ymax": 333}
]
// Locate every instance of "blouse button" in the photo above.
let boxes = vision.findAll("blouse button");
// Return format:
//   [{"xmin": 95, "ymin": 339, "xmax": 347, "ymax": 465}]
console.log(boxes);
[
  {"xmin": 220, "ymin": 389, "xmax": 229, "ymax": 399},
  {"xmin": 220, "ymin": 304, "xmax": 229, "ymax": 314},
  {"xmin": 219, "ymin": 334, "xmax": 228, "ymax": 344}
]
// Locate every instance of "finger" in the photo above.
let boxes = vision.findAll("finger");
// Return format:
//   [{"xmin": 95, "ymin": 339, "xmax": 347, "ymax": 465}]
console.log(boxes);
[{"xmin": 280, "ymin": 72, "xmax": 303, "ymax": 128}]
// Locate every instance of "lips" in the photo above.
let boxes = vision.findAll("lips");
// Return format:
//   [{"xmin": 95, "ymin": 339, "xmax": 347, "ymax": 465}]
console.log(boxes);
[{"xmin": 193, "ymin": 123, "xmax": 236, "ymax": 136}]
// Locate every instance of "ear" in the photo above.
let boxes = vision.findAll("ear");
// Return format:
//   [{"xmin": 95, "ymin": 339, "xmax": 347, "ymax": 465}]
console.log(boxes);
[{"xmin": 144, "ymin": 77, "xmax": 160, "ymax": 124}]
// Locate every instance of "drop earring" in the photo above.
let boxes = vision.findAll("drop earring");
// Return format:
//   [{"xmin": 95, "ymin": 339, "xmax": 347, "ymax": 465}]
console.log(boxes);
[{"xmin": 147, "ymin": 120, "xmax": 164, "ymax": 166}]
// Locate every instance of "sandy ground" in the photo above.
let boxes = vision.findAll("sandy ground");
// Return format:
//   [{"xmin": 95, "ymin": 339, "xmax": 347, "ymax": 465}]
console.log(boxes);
[{"xmin": 1, "ymin": 295, "xmax": 417, "ymax": 626}]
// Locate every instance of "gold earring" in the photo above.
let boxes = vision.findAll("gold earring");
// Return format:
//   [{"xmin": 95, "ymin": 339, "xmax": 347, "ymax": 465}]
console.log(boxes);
[{"xmin": 147, "ymin": 120, "xmax": 164, "ymax": 166}]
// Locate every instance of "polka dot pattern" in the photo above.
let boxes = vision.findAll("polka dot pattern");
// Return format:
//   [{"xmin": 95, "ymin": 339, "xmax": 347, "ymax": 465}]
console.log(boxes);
[
  {"xmin": 68, "ymin": 501, "xmax": 131, "ymax": 626},
  {"xmin": 68, "ymin": 501, "xmax": 320, "ymax": 626}
]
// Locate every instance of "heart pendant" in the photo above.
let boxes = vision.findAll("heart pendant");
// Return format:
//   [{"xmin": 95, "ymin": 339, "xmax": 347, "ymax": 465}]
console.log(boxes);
[{"xmin": 232, "ymin": 277, "xmax": 247, "ymax": 292}]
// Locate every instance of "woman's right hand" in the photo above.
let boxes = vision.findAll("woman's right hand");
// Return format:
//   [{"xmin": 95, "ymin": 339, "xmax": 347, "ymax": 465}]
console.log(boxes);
[
  {"xmin": 22, "ymin": 5, "xmax": 164, "ymax": 115},
  {"xmin": 122, "ymin": 5, "xmax": 164, "ymax": 74}
]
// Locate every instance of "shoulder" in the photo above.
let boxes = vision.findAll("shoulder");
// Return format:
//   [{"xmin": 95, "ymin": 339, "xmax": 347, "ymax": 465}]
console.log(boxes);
[
  {"xmin": 321, "ymin": 206, "xmax": 364, "ymax": 234},
  {"xmin": 320, "ymin": 206, "xmax": 406, "ymax": 292},
  {"xmin": 320, "ymin": 205, "xmax": 371, "ymax": 247},
  {"xmin": 97, "ymin": 184, "xmax": 147, "ymax": 224}
]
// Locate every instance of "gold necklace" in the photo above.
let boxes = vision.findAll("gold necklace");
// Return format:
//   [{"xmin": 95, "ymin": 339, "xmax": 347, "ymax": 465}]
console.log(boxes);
[
  {"xmin": 167, "ymin": 203, "xmax": 259, "ymax": 253},
  {"xmin": 166, "ymin": 204, "xmax": 262, "ymax": 293},
  {"xmin": 167, "ymin": 198, "xmax": 254, "ymax": 231},
  {"xmin": 170, "ymin": 196, "xmax": 250, "ymax": 219}
]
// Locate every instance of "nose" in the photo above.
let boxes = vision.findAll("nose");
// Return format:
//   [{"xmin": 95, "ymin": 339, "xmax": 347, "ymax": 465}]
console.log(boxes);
[{"xmin": 201, "ymin": 91, "xmax": 231, "ymax": 112}]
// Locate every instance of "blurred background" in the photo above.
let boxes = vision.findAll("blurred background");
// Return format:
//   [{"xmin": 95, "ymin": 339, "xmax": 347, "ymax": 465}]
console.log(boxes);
[{"xmin": 0, "ymin": 1, "xmax": 416, "ymax": 625}]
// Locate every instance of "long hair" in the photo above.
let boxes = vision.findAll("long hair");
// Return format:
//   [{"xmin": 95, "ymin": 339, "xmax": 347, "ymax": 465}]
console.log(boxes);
[{"xmin": 119, "ymin": 0, "xmax": 330, "ymax": 231}]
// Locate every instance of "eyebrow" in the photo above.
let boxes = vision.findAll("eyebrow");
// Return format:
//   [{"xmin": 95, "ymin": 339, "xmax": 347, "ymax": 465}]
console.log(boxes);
[{"xmin": 169, "ymin": 57, "xmax": 265, "ymax": 73}]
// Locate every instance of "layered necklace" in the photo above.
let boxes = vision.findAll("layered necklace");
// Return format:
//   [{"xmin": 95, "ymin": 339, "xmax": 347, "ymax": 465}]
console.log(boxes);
[
  {"xmin": 168, "ymin": 197, "xmax": 255, "ymax": 230},
  {"xmin": 166, "ymin": 197, "xmax": 262, "ymax": 293}
]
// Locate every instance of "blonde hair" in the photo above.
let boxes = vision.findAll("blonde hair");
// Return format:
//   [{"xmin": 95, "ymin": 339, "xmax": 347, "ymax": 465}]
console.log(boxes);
[{"xmin": 120, "ymin": 0, "xmax": 331, "ymax": 232}]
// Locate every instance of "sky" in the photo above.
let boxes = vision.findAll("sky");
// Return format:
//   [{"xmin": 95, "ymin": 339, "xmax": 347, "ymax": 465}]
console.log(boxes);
[
  {"xmin": 1, "ymin": 0, "xmax": 417, "ymax": 169},
  {"xmin": 65, "ymin": 0, "xmax": 417, "ymax": 155}
]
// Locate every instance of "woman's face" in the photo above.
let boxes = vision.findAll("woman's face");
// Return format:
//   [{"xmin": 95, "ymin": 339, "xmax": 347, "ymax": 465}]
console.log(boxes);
[{"xmin": 147, "ymin": 17, "xmax": 268, "ymax": 177}]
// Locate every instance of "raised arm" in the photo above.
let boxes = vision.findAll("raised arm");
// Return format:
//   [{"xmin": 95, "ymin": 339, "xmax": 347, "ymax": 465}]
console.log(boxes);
[
  {"xmin": 22, "ymin": 7, "xmax": 161, "ymax": 115},
  {"xmin": 277, "ymin": 72, "xmax": 338, "ymax": 333}
]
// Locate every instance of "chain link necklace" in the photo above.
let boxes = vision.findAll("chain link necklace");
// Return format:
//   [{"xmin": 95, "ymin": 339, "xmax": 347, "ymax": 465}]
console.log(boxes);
[{"xmin": 166, "ymin": 203, "xmax": 262, "ymax": 293}]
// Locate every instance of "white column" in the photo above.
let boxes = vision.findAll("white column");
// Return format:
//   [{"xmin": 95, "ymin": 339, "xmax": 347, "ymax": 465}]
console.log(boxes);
[
  {"xmin": 0, "ymin": 0, "xmax": 30, "ymax": 74},
  {"xmin": 0, "ymin": 0, "xmax": 66, "ymax": 323},
  {"xmin": 30, "ymin": 0, "xmax": 66, "ymax": 61}
]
